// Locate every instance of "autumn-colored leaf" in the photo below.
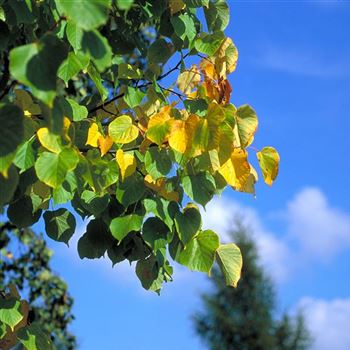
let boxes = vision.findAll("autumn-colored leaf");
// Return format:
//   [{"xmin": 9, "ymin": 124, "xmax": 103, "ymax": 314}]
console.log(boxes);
[
  {"xmin": 257, "ymin": 146, "xmax": 280, "ymax": 186},
  {"xmin": 98, "ymin": 135, "xmax": 114, "ymax": 156},
  {"xmin": 219, "ymin": 149, "xmax": 251, "ymax": 191},
  {"xmin": 116, "ymin": 149, "xmax": 136, "ymax": 181},
  {"xmin": 86, "ymin": 122, "xmax": 102, "ymax": 147}
]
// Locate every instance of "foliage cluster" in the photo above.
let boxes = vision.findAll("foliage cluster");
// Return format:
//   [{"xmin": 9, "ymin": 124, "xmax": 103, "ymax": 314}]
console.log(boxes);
[
  {"xmin": 0, "ymin": 0, "xmax": 279, "ymax": 347},
  {"xmin": 0, "ymin": 222, "xmax": 75, "ymax": 350}
]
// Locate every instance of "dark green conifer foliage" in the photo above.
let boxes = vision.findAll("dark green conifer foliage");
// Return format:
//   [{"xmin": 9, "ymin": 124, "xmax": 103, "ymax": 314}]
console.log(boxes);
[{"xmin": 193, "ymin": 223, "xmax": 311, "ymax": 350}]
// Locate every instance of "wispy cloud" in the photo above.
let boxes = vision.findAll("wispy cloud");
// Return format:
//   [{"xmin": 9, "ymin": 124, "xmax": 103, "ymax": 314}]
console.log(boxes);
[{"xmin": 253, "ymin": 45, "xmax": 350, "ymax": 78}]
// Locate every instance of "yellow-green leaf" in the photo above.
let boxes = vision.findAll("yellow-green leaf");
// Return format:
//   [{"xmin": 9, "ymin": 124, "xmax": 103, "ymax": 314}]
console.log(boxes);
[
  {"xmin": 234, "ymin": 105, "xmax": 258, "ymax": 148},
  {"xmin": 177, "ymin": 66, "xmax": 200, "ymax": 95},
  {"xmin": 108, "ymin": 115, "xmax": 139, "ymax": 144},
  {"xmin": 37, "ymin": 128, "xmax": 63, "ymax": 154},
  {"xmin": 257, "ymin": 146, "xmax": 280, "ymax": 186},
  {"xmin": 216, "ymin": 243, "xmax": 242, "ymax": 287},
  {"xmin": 146, "ymin": 106, "xmax": 172, "ymax": 145}
]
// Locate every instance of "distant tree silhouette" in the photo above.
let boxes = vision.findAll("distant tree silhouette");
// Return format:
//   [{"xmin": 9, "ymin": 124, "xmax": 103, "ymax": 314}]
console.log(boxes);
[{"xmin": 193, "ymin": 222, "xmax": 311, "ymax": 350}]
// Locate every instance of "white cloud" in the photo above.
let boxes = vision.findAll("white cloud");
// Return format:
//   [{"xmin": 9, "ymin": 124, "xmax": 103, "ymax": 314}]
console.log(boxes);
[
  {"xmin": 201, "ymin": 187, "xmax": 350, "ymax": 283},
  {"xmin": 201, "ymin": 197, "xmax": 291, "ymax": 283},
  {"xmin": 296, "ymin": 297, "xmax": 350, "ymax": 350},
  {"xmin": 286, "ymin": 187, "xmax": 350, "ymax": 261},
  {"xmin": 254, "ymin": 46, "xmax": 350, "ymax": 78}
]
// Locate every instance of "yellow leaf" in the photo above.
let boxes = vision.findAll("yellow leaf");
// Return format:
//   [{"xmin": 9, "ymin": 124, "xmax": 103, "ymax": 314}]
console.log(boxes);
[
  {"xmin": 98, "ymin": 135, "xmax": 114, "ymax": 156},
  {"xmin": 233, "ymin": 105, "xmax": 258, "ymax": 148},
  {"xmin": 177, "ymin": 66, "xmax": 201, "ymax": 95},
  {"xmin": 86, "ymin": 122, "xmax": 102, "ymax": 147},
  {"xmin": 168, "ymin": 114, "xmax": 200, "ymax": 154},
  {"xmin": 169, "ymin": 0, "xmax": 185, "ymax": 15},
  {"xmin": 200, "ymin": 58, "xmax": 217, "ymax": 81},
  {"xmin": 37, "ymin": 128, "xmax": 63, "ymax": 153},
  {"xmin": 116, "ymin": 149, "xmax": 136, "ymax": 181},
  {"xmin": 257, "ymin": 147, "xmax": 280, "ymax": 186},
  {"xmin": 219, "ymin": 149, "xmax": 250, "ymax": 191}
]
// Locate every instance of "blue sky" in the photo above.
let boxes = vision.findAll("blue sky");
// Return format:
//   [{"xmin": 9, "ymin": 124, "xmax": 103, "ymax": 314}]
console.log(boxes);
[{"xmin": 28, "ymin": 2, "xmax": 350, "ymax": 349}]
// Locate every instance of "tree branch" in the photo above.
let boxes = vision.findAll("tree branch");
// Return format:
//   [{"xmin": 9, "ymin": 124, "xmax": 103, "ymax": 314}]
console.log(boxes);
[{"xmin": 88, "ymin": 53, "xmax": 190, "ymax": 115}]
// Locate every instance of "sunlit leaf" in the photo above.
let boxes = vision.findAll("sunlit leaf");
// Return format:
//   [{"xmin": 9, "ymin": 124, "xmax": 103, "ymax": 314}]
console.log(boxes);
[
  {"xmin": 257, "ymin": 146, "xmax": 280, "ymax": 186},
  {"xmin": 216, "ymin": 243, "xmax": 242, "ymax": 287},
  {"xmin": 109, "ymin": 115, "xmax": 139, "ymax": 144}
]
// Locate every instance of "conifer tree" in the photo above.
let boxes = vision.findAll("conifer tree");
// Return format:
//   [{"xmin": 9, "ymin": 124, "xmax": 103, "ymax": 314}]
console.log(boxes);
[{"xmin": 193, "ymin": 223, "xmax": 311, "ymax": 350}]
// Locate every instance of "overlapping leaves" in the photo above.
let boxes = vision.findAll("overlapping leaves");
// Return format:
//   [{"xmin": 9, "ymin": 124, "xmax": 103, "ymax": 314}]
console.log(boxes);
[{"xmin": 0, "ymin": 0, "xmax": 280, "ymax": 309}]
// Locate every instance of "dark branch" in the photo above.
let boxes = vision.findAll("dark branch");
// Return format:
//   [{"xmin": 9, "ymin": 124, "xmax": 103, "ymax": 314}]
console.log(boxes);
[{"xmin": 88, "ymin": 53, "xmax": 190, "ymax": 115}]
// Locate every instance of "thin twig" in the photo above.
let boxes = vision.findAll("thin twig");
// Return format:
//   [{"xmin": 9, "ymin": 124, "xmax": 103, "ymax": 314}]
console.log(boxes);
[{"xmin": 88, "ymin": 53, "xmax": 190, "ymax": 115}]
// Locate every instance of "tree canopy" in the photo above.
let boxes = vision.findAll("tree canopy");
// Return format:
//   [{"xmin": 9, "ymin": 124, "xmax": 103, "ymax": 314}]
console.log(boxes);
[
  {"xmin": 0, "ymin": 222, "xmax": 75, "ymax": 350},
  {"xmin": 193, "ymin": 223, "xmax": 311, "ymax": 350},
  {"xmin": 0, "ymin": 0, "xmax": 280, "ymax": 347}
]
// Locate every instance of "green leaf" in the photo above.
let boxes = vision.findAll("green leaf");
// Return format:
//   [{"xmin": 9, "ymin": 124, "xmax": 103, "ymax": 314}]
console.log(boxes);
[
  {"xmin": 0, "ymin": 298, "xmax": 23, "ymax": 331},
  {"xmin": 177, "ymin": 230, "xmax": 219, "ymax": 273},
  {"xmin": 142, "ymin": 217, "xmax": 170, "ymax": 251},
  {"xmin": 108, "ymin": 115, "xmax": 139, "ymax": 144},
  {"xmin": 194, "ymin": 31, "xmax": 225, "ymax": 56},
  {"xmin": 9, "ymin": 34, "xmax": 68, "ymax": 106},
  {"xmin": 7, "ymin": 196, "xmax": 41, "ymax": 228},
  {"xmin": 66, "ymin": 21, "xmax": 83, "ymax": 51},
  {"xmin": 57, "ymin": 51, "xmax": 89, "ymax": 83},
  {"xmin": 204, "ymin": 0, "xmax": 229, "ymax": 32},
  {"xmin": 116, "ymin": 0, "xmax": 134, "ymax": 10},
  {"xmin": 175, "ymin": 204, "xmax": 202, "ymax": 245},
  {"xmin": 109, "ymin": 214, "xmax": 143, "ymax": 242},
  {"xmin": 216, "ymin": 243, "xmax": 243, "ymax": 287},
  {"xmin": 13, "ymin": 139, "xmax": 36, "ymax": 172},
  {"xmin": 82, "ymin": 30, "xmax": 112, "ymax": 72},
  {"xmin": 55, "ymin": 0, "xmax": 111, "ymax": 30},
  {"xmin": 35, "ymin": 148, "xmax": 79, "ymax": 188},
  {"xmin": 136, "ymin": 255, "xmax": 164, "ymax": 294},
  {"xmin": 78, "ymin": 219, "xmax": 114, "ymax": 259},
  {"xmin": 0, "ymin": 152, "xmax": 16, "ymax": 177},
  {"xmin": 80, "ymin": 190, "xmax": 109, "ymax": 217},
  {"xmin": 184, "ymin": 99, "xmax": 208, "ymax": 117},
  {"xmin": 182, "ymin": 172, "xmax": 216, "ymax": 207},
  {"xmin": 9, "ymin": 0, "xmax": 35, "ymax": 24},
  {"xmin": 0, "ymin": 166, "xmax": 19, "ymax": 208},
  {"xmin": 43, "ymin": 208, "xmax": 76, "ymax": 244},
  {"xmin": 17, "ymin": 323, "xmax": 53, "ymax": 350},
  {"xmin": 124, "ymin": 86, "xmax": 145, "ymax": 108},
  {"xmin": 147, "ymin": 39, "xmax": 173, "ymax": 64},
  {"xmin": 87, "ymin": 63, "xmax": 108, "ymax": 100},
  {"xmin": 144, "ymin": 197, "xmax": 178, "ymax": 230},
  {"xmin": 52, "ymin": 171, "xmax": 77, "ymax": 205},
  {"xmin": 144, "ymin": 147, "xmax": 172, "ymax": 180},
  {"xmin": 0, "ymin": 104, "xmax": 24, "ymax": 157},
  {"xmin": 257, "ymin": 146, "xmax": 280, "ymax": 186},
  {"xmin": 64, "ymin": 98, "xmax": 88, "ymax": 121},
  {"xmin": 171, "ymin": 13, "xmax": 197, "ymax": 42},
  {"xmin": 117, "ymin": 63, "xmax": 142, "ymax": 79}
]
